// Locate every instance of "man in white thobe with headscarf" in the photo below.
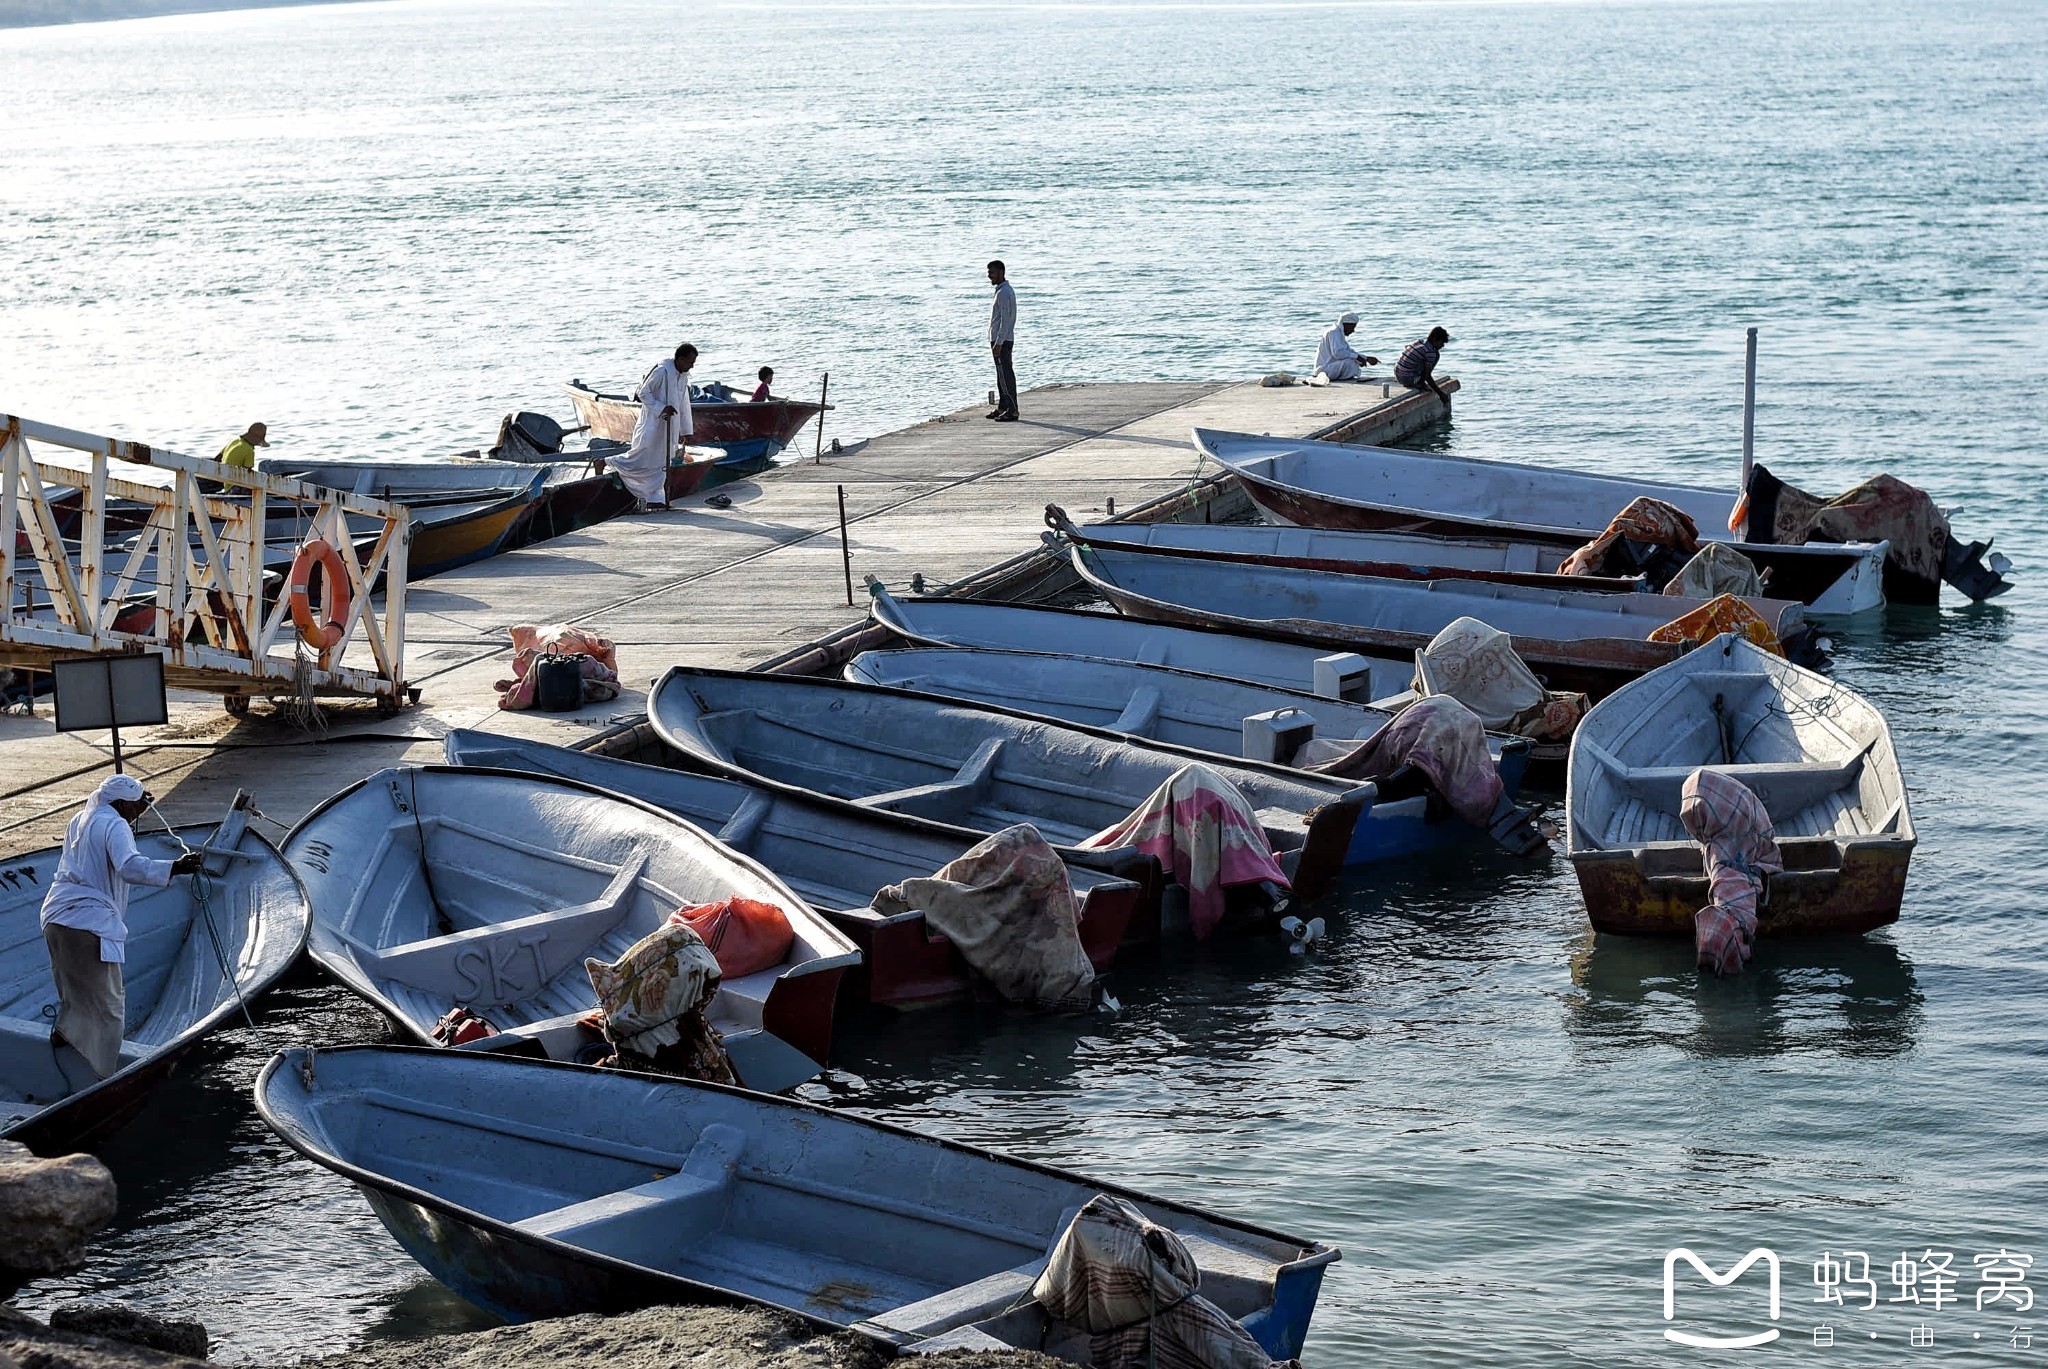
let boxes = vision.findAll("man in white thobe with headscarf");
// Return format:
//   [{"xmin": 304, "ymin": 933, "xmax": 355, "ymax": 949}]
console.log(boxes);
[
  {"xmin": 39, "ymin": 775, "xmax": 202, "ymax": 1083},
  {"xmin": 1314, "ymin": 313, "xmax": 1379, "ymax": 382},
  {"xmin": 613, "ymin": 342, "xmax": 698, "ymax": 512}
]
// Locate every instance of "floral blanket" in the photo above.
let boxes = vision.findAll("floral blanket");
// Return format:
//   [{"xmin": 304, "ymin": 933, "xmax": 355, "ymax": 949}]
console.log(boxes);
[
  {"xmin": 1304, "ymin": 695, "xmax": 1503, "ymax": 828},
  {"xmin": 1080, "ymin": 764, "xmax": 1288, "ymax": 941},
  {"xmin": 1647, "ymin": 594, "xmax": 1783, "ymax": 656}
]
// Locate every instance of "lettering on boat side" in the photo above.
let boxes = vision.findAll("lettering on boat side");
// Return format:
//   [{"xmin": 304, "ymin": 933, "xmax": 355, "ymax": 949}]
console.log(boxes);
[{"xmin": 452, "ymin": 933, "xmax": 550, "ymax": 1004}]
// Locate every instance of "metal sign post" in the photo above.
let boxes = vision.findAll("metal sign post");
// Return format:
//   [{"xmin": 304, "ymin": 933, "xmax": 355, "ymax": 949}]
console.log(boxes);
[{"xmin": 52, "ymin": 652, "xmax": 168, "ymax": 775}]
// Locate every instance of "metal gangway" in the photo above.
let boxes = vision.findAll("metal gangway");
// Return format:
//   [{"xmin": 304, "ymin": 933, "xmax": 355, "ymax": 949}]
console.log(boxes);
[{"xmin": 2, "ymin": 414, "xmax": 411, "ymax": 712}]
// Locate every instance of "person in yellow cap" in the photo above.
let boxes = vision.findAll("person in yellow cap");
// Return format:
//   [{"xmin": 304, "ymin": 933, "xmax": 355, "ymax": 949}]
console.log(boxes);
[{"xmin": 217, "ymin": 422, "xmax": 269, "ymax": 470}]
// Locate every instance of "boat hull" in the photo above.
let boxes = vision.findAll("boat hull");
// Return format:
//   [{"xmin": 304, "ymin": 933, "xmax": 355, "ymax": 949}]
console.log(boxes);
[{"xmin": 1571, "ymin": 837, "xmax": 1911, "ymax": 937}]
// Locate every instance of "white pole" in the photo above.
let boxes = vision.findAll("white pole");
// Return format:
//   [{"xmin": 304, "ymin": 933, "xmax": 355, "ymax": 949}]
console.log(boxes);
[{"xmin": 1741, "ymin": 327, "xmax": 1758, "ymax": 489}]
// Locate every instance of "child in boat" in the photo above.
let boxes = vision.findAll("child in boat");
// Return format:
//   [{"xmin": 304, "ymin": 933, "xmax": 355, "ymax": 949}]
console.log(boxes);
[{"xmin": 750, "ymin": 366, "xmax": 774, "ymax": 402}]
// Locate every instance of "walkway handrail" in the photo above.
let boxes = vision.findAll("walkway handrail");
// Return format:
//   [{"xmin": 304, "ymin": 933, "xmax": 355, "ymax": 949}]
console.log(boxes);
[{"xmin": 1, "ymin": 414, "xmax": 409, "ymax": 702}]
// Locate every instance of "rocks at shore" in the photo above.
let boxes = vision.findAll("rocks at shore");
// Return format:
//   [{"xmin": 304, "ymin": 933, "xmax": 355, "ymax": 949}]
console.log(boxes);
[
  {"xmin": 282, "ymin": 1304, "xmax": 1065, "ymax": 1369},
  {"xmin": 49, "ymin": 1306, "xmax": 208, "ymax": 1360},
  {"xmin": 0, "ymin": 1303, "xmax": 208, "ymax": 1368},
  {"xmin": 0, "ymin": 1141, "xmax": 118, "ymax": 1281}
]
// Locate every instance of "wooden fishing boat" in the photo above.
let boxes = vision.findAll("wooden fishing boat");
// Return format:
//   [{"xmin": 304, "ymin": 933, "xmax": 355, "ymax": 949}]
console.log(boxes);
[
  {"xmin": 1071, "ymin": 543, "xmax": 1814, "ymax": 700},
  {"xmin": 0, "ymin": 797, "xmax": 307, "ymax": 1155},
  {"xmin": 847, "ymin": 647, "xmax": 1534, "ymax": 860},
  {"xmin": 1047, "ymin": 505, "xmax": 1648, "ymax": 595},
  {"xmin": 868, "ymin": 584, "xmax": 1414, "ymax": 703},
  {"xmin": 567, "ymin": 379, "xmax": 828, "ymax": 463},
  {"xmin": 256, "ymin": 1045, "xmax": 1338, "ymax": 1355},
  {"xmin": 1566, "ymin": 633, "xmax": 1913, "ymax": 936},
  {"xmin": 1192, "ymin": 428, "xmax": 1889, "ymax": 615},
  {"xmin": 262, "ymin": 456, "xmax": 630, "ymax": 551},
  {"xmin": 284, "ymin": 765, "xmax": 860, "ymax": 1093},
  {"xmin": 439, "ymin": 730, "xmax": 1142, "ymax": 1010},
  {"xmin": 648, "ymin": 667, "xmax": 1373, "ymax": 899}
]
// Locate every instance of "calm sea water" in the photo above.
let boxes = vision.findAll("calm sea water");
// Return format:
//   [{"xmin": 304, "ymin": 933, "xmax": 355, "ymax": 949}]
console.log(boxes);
[{"xmin": 4, "ymin": 0, "xmax": 2046, "ymax": 1363}]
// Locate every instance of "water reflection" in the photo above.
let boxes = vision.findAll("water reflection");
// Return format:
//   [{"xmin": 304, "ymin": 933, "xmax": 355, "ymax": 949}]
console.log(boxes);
[{"xmin": 1566, "ymin": 934, "xmax": 1922, "ymax": 1060}]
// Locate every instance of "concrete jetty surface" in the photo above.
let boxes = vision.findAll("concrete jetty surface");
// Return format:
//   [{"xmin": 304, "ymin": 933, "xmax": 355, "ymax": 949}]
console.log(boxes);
[{"xmin": 0, "ymin": 377, "xmax": 1451, "ymax": 855}]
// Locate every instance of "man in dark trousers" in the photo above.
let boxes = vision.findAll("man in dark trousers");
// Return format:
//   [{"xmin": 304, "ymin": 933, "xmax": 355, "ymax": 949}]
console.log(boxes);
[
  {"xmin": 987, "ymin": 260, "xmax": 1018, "ymax": 421},
  {"xmin": 1394, "ymin": 326, "xmax": 1453, "ymax": 405}
]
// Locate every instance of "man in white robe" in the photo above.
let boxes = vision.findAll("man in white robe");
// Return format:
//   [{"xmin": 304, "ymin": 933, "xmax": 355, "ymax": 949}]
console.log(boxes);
[
  {"xmin": 1314, "ymin": 313, "xmax": 1379, "ymax": 382},
  {"xmin": 40, "ymin": 774, "xmax": 202, "ymax": 1082},
  {"xmin": 613, "ymin": 343, "xmax": 698, "ymax": 511}
]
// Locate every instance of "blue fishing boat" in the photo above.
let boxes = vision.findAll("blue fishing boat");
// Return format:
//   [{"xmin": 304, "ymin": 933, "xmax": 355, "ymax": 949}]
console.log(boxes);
[
  {"xmin": 846, "ymin": 647, "xmax": 1537, "ymax": 859},
  {"xmin": 255, "ymin": 1045, "xmax": 1339, "ymax": 1359},
  {"xmin": 648, "ymin": 666, "xmax": 1375, "ymax": 897}
]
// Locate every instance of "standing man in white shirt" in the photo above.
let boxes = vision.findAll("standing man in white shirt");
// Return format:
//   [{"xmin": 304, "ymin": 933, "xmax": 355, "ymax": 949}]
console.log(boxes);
[
  {"xmin": 987, "ymin": 260, "xmax": 1019, "ymax": 422},
  {"xmin": 39, "ymin": 775, "xmax": 203, "ymax": 1084}
]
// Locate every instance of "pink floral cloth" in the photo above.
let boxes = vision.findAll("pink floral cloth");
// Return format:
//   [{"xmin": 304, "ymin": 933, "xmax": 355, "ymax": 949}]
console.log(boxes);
[
  {"xmin": 1679, "ymin": 768, "xmax": 1784, "ymax": 976},
  {"xmin": 1080, "ymin": 764, "xmax": 1288, "ymax": 941},
  {"xmin": 1304, "ymin": 695, "xmax": 1503, "ymax": 828}
]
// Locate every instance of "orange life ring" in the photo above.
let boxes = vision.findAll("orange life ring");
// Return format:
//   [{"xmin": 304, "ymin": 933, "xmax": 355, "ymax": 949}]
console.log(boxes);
[{"xmin": 288, "ymin": 539, "xmax": 351, "ymax": 651}]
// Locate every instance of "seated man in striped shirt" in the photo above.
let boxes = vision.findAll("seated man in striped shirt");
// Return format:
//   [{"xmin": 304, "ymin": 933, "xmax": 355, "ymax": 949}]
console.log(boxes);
[{"xmin": 1394, "ymin": 326, "xmax": 1453, "ymax": 405}]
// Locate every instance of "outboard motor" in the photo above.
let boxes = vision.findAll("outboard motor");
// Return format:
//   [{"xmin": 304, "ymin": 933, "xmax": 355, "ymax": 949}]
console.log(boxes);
[{"xmin": 491, "ymin": 411, "xmax": 569, "ymax": 464}]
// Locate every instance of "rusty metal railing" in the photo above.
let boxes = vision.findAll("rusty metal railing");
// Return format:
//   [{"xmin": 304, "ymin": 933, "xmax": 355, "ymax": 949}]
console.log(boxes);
[{"xmin": 2, "ymin": 414, "xmax": 409, "ymax": 705}]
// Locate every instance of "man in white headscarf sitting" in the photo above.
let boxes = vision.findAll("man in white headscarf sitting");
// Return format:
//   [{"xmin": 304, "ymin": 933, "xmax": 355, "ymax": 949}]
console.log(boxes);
[
  {"xmin": 611, "ymin": 342, "xmax": 698, "ymax": 513},
  {"xmin": 1314, "ymin": 313, "xmax": 1379, "ymax": 382},
  {"xmin": 39, "ymin": 775, "xmax": 203, "ymax": 1084}
]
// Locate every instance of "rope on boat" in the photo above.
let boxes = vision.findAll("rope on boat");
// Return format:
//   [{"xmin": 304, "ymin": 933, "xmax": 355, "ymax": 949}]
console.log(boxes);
[{"xmin": 148, "ymin": 804, "xmax": 258, "ymax": 1032}]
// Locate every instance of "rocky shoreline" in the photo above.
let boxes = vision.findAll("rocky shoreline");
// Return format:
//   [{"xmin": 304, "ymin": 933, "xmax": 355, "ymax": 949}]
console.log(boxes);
[{"xmin": 0, "ymin": 1302, "xmax": 1062, "ymax": 1369}]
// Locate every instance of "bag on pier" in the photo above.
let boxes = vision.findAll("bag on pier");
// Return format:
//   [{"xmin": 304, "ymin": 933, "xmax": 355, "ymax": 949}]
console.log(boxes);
[{"xmin": 496, "ymin": 623, "xmax": 622, "ymax": 710}]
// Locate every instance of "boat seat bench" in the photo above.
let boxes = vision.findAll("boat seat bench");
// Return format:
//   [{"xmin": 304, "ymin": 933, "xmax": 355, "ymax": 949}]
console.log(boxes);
[
  {"xmin": 342, "ymin": 858, "xmax": 646, "ymax": 1008},
  {"xmin": 852, "ymin": 739, "xmax": 1006, "ymax": 821},
  {"xmin": 512, "ymin": 1123, "xmax": 746, "ymax": 1245}
]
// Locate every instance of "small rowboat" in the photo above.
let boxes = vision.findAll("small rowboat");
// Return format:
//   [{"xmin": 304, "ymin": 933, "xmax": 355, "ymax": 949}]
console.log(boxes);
[
  {"xmin": 847, "ymin": 647, "xmax": 1533, "ymax": 859},
  {"xmin": 0, "ymin": 797, "xmax": 307, "ymax": 1155},
  {"xmin": 284, "ymin": 765, "xmax": 860, "ymax": 1094},
  {"xmin": 261, "ymin": 457, "xmax": 629, "ymax": 553},
  {"xmin": 868, "ymin": 584, "xmax": 1414, "ymax": 703},
  {"xmin": 1193, "ymin": 427, "xmax": 1890, "ymax": 614},
  {"xmin": 256, "ymin": 1045, "xmax": 1338, "ymax": 1356},
  {"xmin": 567, "ymin": 379, "xmax": 829, "ymax": 464},
  {"xmin": 1070, "ymin": 542, "xmax": 1815, "ymax": 700},
  {"xmin": 1566, "ymin": 633, "xmax": 1913, "ymax": 936},
  {"xmin": 648, "ymin": 666, "xmax": 1373, "ymax": 899},
  {"xmin": 1046, "ymin": 505, "xmax": 1647, "ymax": 595},
  {"xmin": 440, "ymin": 730, "xmax": 1142, "ymax": 1010}
]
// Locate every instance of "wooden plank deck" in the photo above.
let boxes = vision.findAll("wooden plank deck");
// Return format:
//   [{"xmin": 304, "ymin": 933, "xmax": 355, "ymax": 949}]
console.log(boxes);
[{"xmin": 0, "ymin": 376, "xmax": 1451, "ymax": 852}]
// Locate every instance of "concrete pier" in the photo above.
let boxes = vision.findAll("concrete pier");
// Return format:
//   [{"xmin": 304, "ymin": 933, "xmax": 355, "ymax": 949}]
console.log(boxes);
[{"xmin": 0, "ymin": 376, "xmax": 1451, "ymax": 854}]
